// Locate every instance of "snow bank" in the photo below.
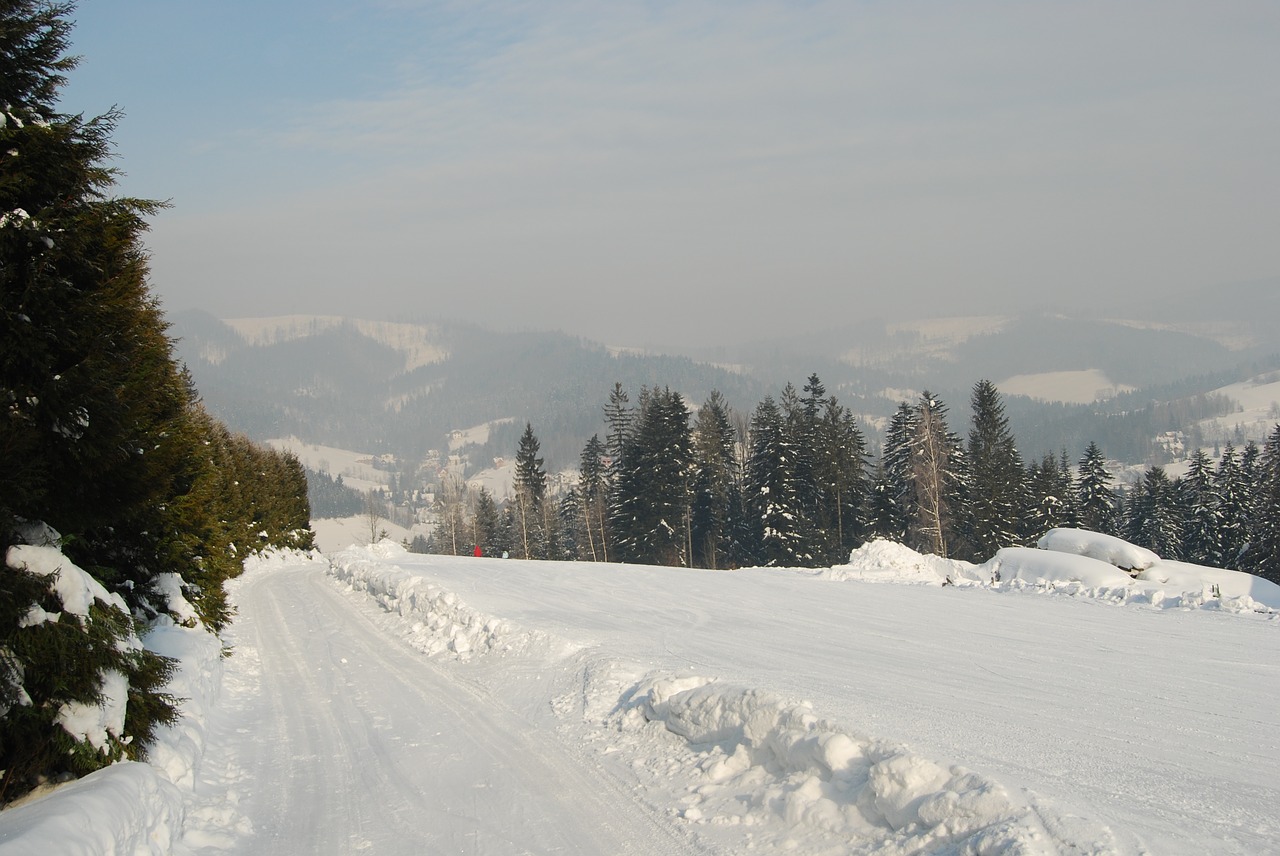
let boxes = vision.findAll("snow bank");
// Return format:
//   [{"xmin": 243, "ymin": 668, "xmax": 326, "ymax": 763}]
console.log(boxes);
[
  {"xmin": 0, "ymin": 618, "xmax": 223, "ymax": 856},
  {"xmin": 1036, "ymin": 528, "xmax": 1159, "ymax": 571},
  {"xmin": 827, "ymin": 536, "xmax": 1278, "ymax": 617},
  {"xmin": 326, "ymin": 543, "xmax": 568, "ymax": 660},
  {"xmin": 0, "ymin": 548, "xmax": 315, "ymax": 856},
  {"xmin": 610, "ymin": 674, "xmax": 1052, "ymax": 853},
  {"xmin": 1137, "ymin": 560, "xmax": 1280, "ymax": 610},
  {"xmin": 0, "ymin": 763, "xmax": 184, "ymax": 855},
  {"xmin": 986, "ymin": 547, "xmax": 1135, "ymax": 589},
  {"xmin": 820, "ymin": 539, "xmax": 984, "ymax": 585}
]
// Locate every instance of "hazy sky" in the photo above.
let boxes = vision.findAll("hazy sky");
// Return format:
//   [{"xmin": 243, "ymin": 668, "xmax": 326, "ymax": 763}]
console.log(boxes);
[{"xmin": 64, "ymin": 1, "xmax": 1279, "ymax": 348}]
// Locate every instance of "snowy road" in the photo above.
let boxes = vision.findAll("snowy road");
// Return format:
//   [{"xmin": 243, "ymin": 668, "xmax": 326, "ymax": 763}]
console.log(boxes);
[
  {"xmin": 195, "ymin": 548, "xmax": 1280, "ymax": 855},
  {"xmin": 329, "ymin": 550, "xmax": 1280, "ymax": 855},
  {"xmin": 203, "ymin": 561, "xmax": 694, "ymax": 855}
]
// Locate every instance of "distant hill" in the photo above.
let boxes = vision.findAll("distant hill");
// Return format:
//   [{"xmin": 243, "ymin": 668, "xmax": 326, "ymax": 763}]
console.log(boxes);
[{"xmin": 170, "ymin": 303, "xmax": 1280, "ymax": 480}]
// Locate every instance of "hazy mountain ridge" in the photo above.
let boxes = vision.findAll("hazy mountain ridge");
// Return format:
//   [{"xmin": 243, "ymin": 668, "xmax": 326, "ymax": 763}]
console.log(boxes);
[{"xmin": 170, "ymin": 297, "xmax": 1280, "ymax": 475}]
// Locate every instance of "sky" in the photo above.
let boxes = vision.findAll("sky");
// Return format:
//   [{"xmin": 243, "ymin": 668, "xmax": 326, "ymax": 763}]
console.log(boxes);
[{"xmin": 61, "ymin": 0, "xmax": 1280, "ymax": 348}]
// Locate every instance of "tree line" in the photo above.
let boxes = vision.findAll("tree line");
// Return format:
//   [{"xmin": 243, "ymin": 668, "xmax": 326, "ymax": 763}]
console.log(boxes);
[
  {"xmin": 433, "ymin": 376, "xmax": 1280, "ymax": 586},
  {"xmin": 1, "ymin": 2, "xmax": 312, "ymax": 803}
]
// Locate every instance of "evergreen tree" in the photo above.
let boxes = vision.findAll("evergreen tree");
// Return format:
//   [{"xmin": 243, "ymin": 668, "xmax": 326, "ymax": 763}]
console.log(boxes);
[
  {"xmin": 1075, "ymin": 441, "xmax": 1118, "ymax": 535},
  {"xmin": 610, "ymin": 388, "xmax": 693, "ymax": 565},
  {"xmin": 577, "ymin": 434, "xmax": 609, "ymax": 561},
  {"xmin": 871, "ymin": 402, "xmax": 915, "ymax": 542},
  {"xmin": 906, "ymin": 392, "xmax": 964, "ymax": 558},
  {"xmin": 1022, "ymin": 453, "xmax": 1073, "ymax": 542},
  {"xmin": 812, "ymin": 397, "xmax": 870, "ymax": 563},
  {"xmin": 512, "ymin": 422, "xmax": 548, "ymax": 559},
  {"xmin": 1126, "ymin": 466, "xmax": 1182, "ymax": 559},
  {"xmin": 963, "ymin": 380, "xmax": 1024, "ymax": 560},
  {"xmin": 0, "ymin": 3, "xmax": 314, "ymax": 799},
  {"xmin": 471, "ymin": 487, "xmax": 503, "ymax": 555},
  {"xmin": 746, "ymin": 395, "xmax": 809, "ymax": 566},
  {"xmin": 1246, "ymin": 425, "xmax": 1280, "ymax": 583},
  {"xmin": 1178, "ymin": 449, "xmax": 1220, "ymax": 565},
  {"xmin": 1212, "ymin": 444, "xmax": 1249, "ymax": 569},
  {"xmin": 690, "ymin": 391, "xmax": 740, "ymax": 569}
]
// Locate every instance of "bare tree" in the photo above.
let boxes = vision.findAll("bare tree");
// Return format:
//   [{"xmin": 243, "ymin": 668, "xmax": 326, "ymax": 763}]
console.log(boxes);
[{"xmin": 363, "ymin": 489, "xmax": 389, "ymax": 545}]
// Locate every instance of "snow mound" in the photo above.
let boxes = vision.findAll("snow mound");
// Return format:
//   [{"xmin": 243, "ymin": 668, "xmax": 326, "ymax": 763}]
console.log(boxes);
[
  {"xmin": 0, "ymin": 763, "xmax": 184, "ymax": 855},
  {"xmin": 1037, "ymin": 528, "xmax": 1159, "ymax": 571},
  {"xmin": 0, "ymin": 567, "xmax": 230, "ymax": 855},
  {"xmin": 327, "ymin": 546, "xmax": 568, "ymax": 660},
  {"xmin": 821, "ymin": 539, "xmax": 984, "ymax": 585},
  {"xmin": 822, "ymin": 534, "xmax": 1277, "ymax": 617},
  {"xmin": 1137, "ymin": 560, "xmax": 1280, "ymax": 610},
  {"xmin": 986, "ymin": 547, "xmax": 1135, "ymax": 589},
  {"xmin": 600, "ymin": 672, "xmax": 1054, "ymax": 854}
]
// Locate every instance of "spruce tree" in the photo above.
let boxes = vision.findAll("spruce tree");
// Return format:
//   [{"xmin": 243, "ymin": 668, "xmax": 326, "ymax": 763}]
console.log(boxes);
[
  {"xmin": 812, "ymin": 397, "xmax": 870, "ymax": 563},
  {"xmin": 963, "ymin": 380, "xmax": 1024, "ymax": 560},
  {"xmin": 513, "ymin": 422, "xmax": 548, "ymax": 559},
  {"xmin": 746, "ymin": 395, "xmax": 809, "ymax": 566},
  {"xmin": 577, "ymin": 434, "xmax": 609, "ymax": 561},
  {"xmin": 907, "ymin": 392, "xmax": 964, "ymax": 558},
  {"xmin": 1178, "ymin": 449, "xmax": 1220, "ymax": 566},
  {"xmin": 610, "ymin": 388, "xmax": 693, "ymax": 565},
  {"xmin": 1126, "ymin": 466, "xmax": 1182, "ymax": 559},
  {"xmin": 871, "ymin": 402, "xmax": 915, "ymax": 542},
  {"xmin": 1075, "ymin": 441, "xmax": 1118, "ymax": 535},
  {"xmin": 690, "ymin": 391, "xmax": 739, "ymax": 569},
  {"xmin": 1246, "ymin": 424, "xmax": 1280, "ymax": 583},
  {"xmin": 1212, "ymin": 444, "xmax": 1250, "ymax": 569}
]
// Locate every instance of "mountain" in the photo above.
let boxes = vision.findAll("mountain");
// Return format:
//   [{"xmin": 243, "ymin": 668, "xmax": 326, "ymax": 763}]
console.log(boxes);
[{"xmin": 170, "ymin": 303, "xmax": 1280, "ymax": 478}]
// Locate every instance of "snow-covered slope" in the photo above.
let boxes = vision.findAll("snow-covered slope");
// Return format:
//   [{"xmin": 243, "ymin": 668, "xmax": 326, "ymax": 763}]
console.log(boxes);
[{"xmin": 3, "ymin": 538, "xmax": 1276, "ymax": 854}]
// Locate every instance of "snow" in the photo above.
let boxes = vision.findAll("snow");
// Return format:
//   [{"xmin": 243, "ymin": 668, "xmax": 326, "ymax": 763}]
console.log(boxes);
[
  {"xmin": 996, "ymin": 369, "xmax": 1135, "ymax": 404},
  {"xmin": 222, "ymin": 316, "xmax": 448, "ymax": 372},
  {"xmin": 265, "ymin": 436, "xmax": 393, "ymax": 493},
  {"xmin": 308, "ymin": 513, "xmax": 415, "ymax": 553},
  {"xmin": 1036, "ymin": 528, "xmax": 1160, "ymax": 571},
  {"xmin": 1194, "ymin": 370, "xmax": 1280, "ymax": 446},
  {"xmin": 3, "ymin": 535, "xmax": 1278, "ymax": 854},
  {"xmin": 5, "ymin": 544, "xmax": 129, "ymax": 618}
]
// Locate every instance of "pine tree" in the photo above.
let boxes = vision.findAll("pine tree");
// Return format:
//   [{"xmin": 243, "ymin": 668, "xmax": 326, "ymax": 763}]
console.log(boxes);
[
  {"xmin": 690, "ymin": 391, "xmax": 739, "ymax": 568},
  {"xmin": 1023, "ymin": 453, "xmax": 1073, "ymax": 542},
  {"xmin": 906, "ymin": 392, "xmax": 964, "ymax": 558},
  {"xmin": 1212, "ymin": 444, "xmax": 1249, "ymax": 569},
  {"xmin": 1075, "ymin": 441, "xmax": 1118, "ymax": 535},
  {"xmin": 812, "ymin": 397, "xmax": 870, "ymax": 563},
  {"xmin": 512, "ymin": 422, "xmax": 548, "ymax": 559},
  {"xmin": 1126, "ymin": 466, "xmax": 1181, "ymax": 559},
  {"xmin": 1178, "ymin": 449, "xmax": 1220, "ymax": 566},
  {"xmin": 577, "ymin": 434, "xmax": 609, "ymax": 561},
  {"xmin": 871, "ymin": 402, "xmax": 915, "ymax": 542},
  {"xmin": 610, "ymin": 388, "xmax": 693, "ymax": 565},
  {"xmin": 1245, "ymin": 425, "xmax": 1280, "ymax": 583},
  {"xmin": 963, "ymin": 380, "xmax": 1024, "ymax": 560},
  {"xmin": 746, "ymin": 395, "xmax": 809, "ymax": 566},
  {"xmin": 0, "ymin": 2, "xmax": 315, "ymax": 799}
]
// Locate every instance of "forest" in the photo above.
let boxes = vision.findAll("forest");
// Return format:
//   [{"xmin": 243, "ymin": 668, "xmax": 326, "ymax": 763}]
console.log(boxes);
[{"xmin": 430, "ymin": 376, "xmax": 1280, "ymax": 585}]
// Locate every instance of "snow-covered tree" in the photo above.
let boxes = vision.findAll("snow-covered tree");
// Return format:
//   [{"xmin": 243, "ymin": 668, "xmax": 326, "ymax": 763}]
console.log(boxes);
[
  {"xmin": 690, "ymin": 391, "xmax": 741, "ymax": 569},
  {"xmin": 1245, "ymin": 425, "xmax": 1280, "ymax": 583},
  {"xmin": 611, "ymin": 388, "xmax": 693, "ymax": 566},
  {"xmin": 513, "ymin": 422, "xmax": 548, "ymax": 559},
  {"xmin": 871, "ymin": 402, "xmax": 915, "ymax": 543},
  {"xmin": 963, "ymin": 380, "xmax": 1024, "ymax": 560},
  {"xmin": 906, "ymin": 392, "xmax": 965, "ymax": 558},
  {"xmin": 1075, "ymin": 441, "xmax": 1118, "ymax": 535},
  {"xmin": 746, "ymin": 395, "xmax": 809, "ymax": 566}
]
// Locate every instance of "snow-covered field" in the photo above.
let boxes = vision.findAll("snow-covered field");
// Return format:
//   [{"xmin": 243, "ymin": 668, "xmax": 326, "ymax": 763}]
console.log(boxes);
[{"xmin": 2, "ymin": 534, "xmax": 1278, "ymax": 854}]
